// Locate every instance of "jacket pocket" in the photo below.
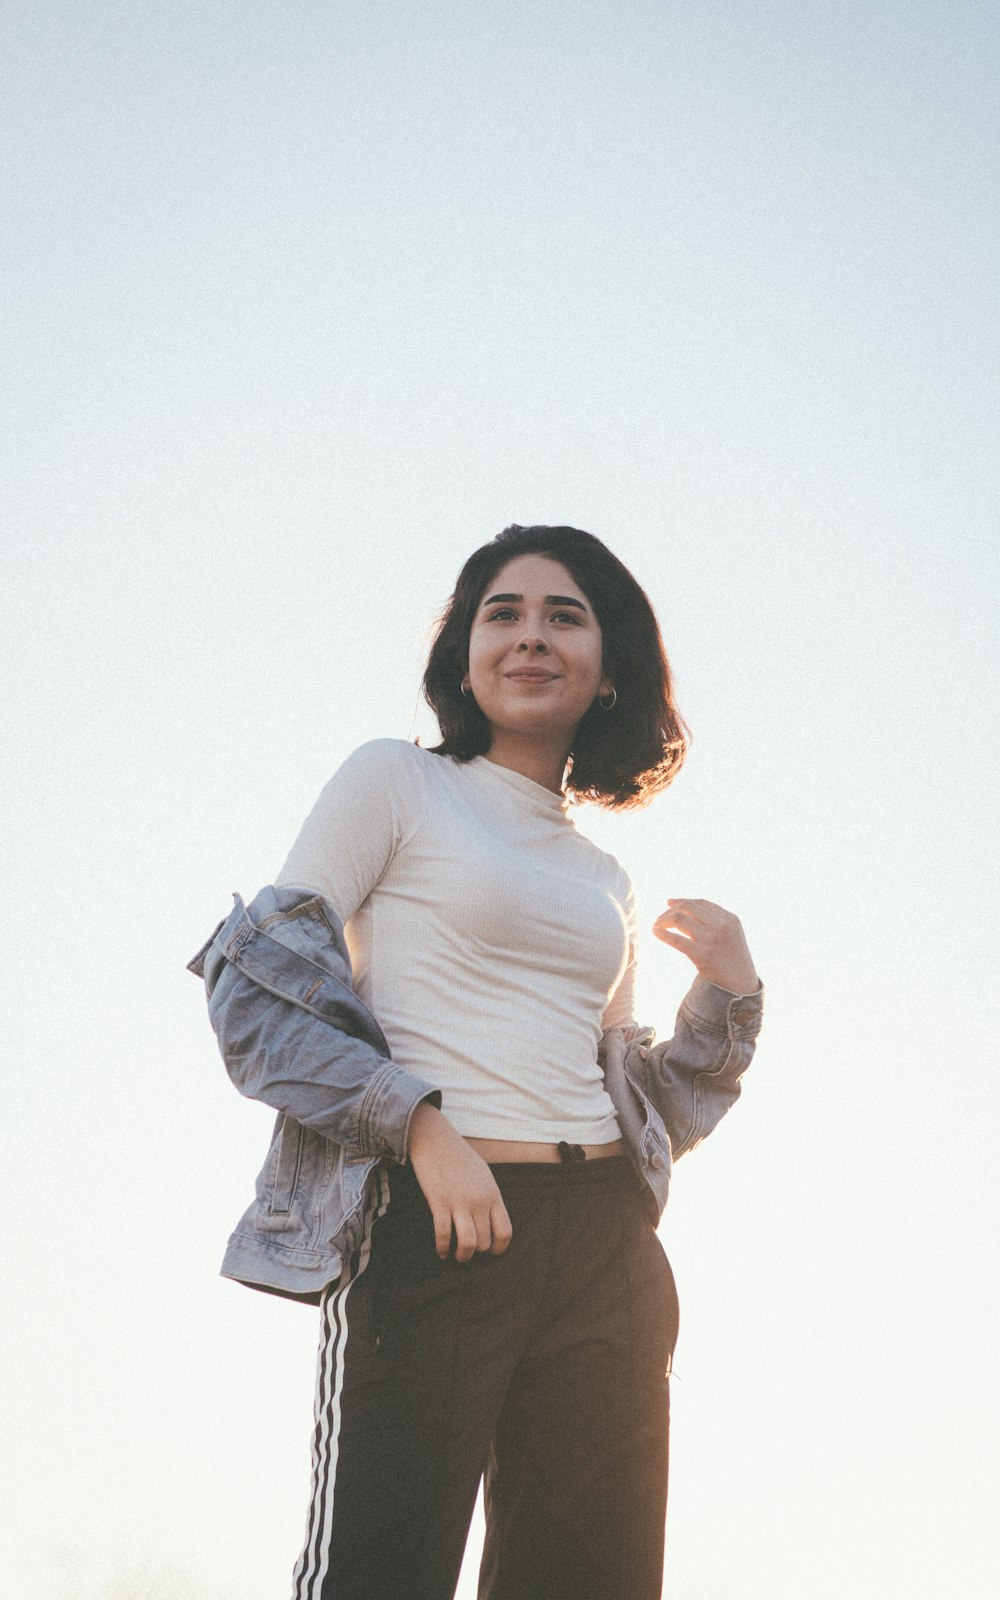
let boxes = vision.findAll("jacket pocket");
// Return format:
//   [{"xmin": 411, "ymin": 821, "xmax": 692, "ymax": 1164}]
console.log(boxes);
[{"xmin": 269, "ymin": 1116, "xmax": 306, "ymax": 1215}]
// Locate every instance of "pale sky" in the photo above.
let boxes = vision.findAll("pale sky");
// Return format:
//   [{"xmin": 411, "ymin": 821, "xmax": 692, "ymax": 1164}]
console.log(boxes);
[{"xmin": 3, "ymin": 3, "xmax": 998, "ymax": 1598}]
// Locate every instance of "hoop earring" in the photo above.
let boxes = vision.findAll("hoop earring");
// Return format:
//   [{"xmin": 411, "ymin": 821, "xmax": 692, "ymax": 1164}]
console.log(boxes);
[
  {"xmin": 461, "ymin": 681, "xmax": 474, "ymax": 700},
  {"xmin": 598, "ymin": 688, "xmax": 617, "ymax": 710}
]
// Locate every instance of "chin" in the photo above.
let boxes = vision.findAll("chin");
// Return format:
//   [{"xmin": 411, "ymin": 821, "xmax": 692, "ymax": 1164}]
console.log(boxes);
[{"xmin": 493, "ymin": 710, "xmax": 579, "ymax": 738}]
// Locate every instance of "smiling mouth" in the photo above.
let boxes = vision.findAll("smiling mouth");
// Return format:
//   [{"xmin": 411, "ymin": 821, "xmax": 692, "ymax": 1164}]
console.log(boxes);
[{"xmin": 506, "ymin": 671, "xmax": 557, "ymax": 682}]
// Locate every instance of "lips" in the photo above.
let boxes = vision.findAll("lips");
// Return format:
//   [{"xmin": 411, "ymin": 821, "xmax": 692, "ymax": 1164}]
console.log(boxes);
[{"xmin": 505, "ymin": 671, "xmax": 557, "ymax": 682}]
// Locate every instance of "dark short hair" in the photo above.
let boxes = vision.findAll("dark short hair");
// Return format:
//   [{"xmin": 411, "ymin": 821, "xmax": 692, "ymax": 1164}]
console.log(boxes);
[{"xmin": 420, "ymin": 524, "xmax": 689, "ymax": 810}]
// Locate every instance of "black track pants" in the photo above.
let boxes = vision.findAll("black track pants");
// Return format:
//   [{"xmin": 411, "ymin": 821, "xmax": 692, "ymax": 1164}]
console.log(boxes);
[{"xmin": 290, "ymin": 1155, "xmax": 680, "ymax": 1600}]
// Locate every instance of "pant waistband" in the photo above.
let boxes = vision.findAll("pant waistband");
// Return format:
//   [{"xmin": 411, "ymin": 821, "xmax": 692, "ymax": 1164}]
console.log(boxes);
[{"xmin": 389, "ymin": 1154, "xmax": 634, "ymax": 1203}]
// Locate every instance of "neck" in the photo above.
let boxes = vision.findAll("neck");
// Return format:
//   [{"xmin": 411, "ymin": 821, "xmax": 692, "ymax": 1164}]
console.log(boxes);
[{"xmin": 482, "ymin": 731, "xmax": 572, "ymax": 795}]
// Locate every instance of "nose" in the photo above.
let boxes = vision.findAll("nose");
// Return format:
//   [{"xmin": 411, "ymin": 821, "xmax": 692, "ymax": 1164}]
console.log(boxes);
[{"xmin": 516, "ymin": 632, "xmax": 550, "ymax": 654}]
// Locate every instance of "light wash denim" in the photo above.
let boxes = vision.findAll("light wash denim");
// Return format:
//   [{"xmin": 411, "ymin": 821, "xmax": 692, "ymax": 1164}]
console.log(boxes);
[{"xmin": 188, "ymin": 884, "xmax": 764, "ymax": 1301}]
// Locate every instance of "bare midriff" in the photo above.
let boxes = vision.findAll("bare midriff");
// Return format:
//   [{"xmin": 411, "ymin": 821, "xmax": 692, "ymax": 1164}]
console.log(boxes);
[{"xmin": 465, "ymin": 1135, "xmax": 625, "ymax": 1164}]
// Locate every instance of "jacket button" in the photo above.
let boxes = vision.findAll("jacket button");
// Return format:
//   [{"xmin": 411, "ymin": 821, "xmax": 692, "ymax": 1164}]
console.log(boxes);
[
  {"xmin": 650, "ymin": 1153, "xmax": 665, "ymax": 1170},
  {"xmin": 732, "ymin": 1008, "xmax": 755, "ymax": 1025}
]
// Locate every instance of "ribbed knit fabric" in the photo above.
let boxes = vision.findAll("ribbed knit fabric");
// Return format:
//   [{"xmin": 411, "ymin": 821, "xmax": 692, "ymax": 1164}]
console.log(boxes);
[{"xmin": 275, "ymin": 739, "xmax": 638, "ymax": 1144}]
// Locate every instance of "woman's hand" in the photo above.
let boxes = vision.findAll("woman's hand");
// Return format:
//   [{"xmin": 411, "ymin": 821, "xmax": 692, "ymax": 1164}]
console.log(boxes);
[
  {"xmin": 406, "ymin": 1102, "xmax": 514, "ymax": 1262},
  {"xmin": 653, "ymin": 898, "xmax": 759, "ymax": 996}
]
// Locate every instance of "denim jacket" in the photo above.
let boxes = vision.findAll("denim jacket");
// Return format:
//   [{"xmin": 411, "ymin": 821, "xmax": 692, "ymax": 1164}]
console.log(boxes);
[{"xmin": 188, "ymin": 884, "xmax": 764, "ymax": 1302}]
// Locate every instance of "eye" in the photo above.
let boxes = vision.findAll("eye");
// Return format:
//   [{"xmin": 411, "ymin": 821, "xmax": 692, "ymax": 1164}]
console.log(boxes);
[{"xmin": 485, "ymin": 608, "xmax": 584, "ymax": 624}]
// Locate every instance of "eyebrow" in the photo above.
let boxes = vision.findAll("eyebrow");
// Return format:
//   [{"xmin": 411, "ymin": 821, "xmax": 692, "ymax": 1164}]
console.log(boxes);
[{"xmin": 481, "ymin": 593, "xmax": 589, "ymax": 612}]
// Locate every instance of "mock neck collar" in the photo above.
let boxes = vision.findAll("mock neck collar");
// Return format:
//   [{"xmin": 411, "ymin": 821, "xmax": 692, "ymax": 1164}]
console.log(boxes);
[{"xmin": 467, "ymin": 755, "xmax": 572, "ymax": 817}]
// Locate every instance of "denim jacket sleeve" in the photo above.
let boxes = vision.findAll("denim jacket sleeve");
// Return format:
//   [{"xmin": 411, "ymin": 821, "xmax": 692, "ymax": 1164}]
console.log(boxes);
[
  {"xmin": 186, "ymin": 884, "xmax": 442, "ymax": 1162},
  {"xmin": 623, "ymin": 974, "xmax": 764, "ymax": 1159}
]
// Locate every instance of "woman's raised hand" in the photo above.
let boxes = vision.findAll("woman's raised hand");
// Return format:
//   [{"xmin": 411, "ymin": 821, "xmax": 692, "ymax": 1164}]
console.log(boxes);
[
  {"xmin": 406, "ymin": 1102, "xmax": 514, "ymax": 1262},
  {"xmin": 652, "ymin": 897, "xmax": 760, "ymax": 996}
]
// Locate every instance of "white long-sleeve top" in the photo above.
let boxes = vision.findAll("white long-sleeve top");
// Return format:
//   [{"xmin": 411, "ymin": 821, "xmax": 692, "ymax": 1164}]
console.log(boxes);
[{"xmin": 275, "ymin": 738, "xmax": 638, "ymax": 1144}]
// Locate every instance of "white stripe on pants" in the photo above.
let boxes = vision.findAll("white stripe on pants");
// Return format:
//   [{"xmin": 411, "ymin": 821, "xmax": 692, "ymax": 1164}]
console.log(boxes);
[{"xmin": 290, "ymin": 1168, "xmax": 391, "ymax": 1600}]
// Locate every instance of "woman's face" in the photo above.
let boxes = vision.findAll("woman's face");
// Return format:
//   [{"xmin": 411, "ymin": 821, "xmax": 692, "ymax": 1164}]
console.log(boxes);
[{"xmin": 463, "ymin": 554, "xmax": 613, "ymax": 748}]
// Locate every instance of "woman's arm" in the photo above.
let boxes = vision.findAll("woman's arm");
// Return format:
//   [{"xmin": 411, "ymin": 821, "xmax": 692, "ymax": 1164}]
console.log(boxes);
[
  {"xmin": 190, "ymin": 742, "xmax": 435, "ymax": 1156},
  {"xmin": 638, "ymin": 896, "xmax": 763, "ymax": 1158},
  {"xmin": 190, "ymin": 884, "xmax": 442, "ymax": 1160},
  {"xmin": 633, "ymin": 973, "xmax": 763, "ymax": 1160}
]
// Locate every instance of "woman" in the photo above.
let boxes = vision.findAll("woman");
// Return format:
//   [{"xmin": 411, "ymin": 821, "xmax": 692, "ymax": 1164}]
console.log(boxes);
[{"xmin": 189, "ymin": 523, "xmax": 763, "ymax": 1600}]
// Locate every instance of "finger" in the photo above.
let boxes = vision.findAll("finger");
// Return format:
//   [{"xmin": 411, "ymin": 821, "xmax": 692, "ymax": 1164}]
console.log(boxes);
[
  {"xmin": 675, "ymin": 898, "xmax": 735, "ymax": 926},
  {"xmin": 665, "ymin": 898, "xmax": 711, "ymax": 925},
  {"xmin": 489, "ymin": 1200, "xmax": 514, "ymax": 1254},
  {"xmin": 452, "ymin": 1212, "xmax": 477, "ymax": 1264},
  {"xmin": 473, "ymin": 1208, "xmax": 493, "ymax": 1254},
  {"xmin": 654, "ymin": 927, "xmax": 699, "ymax": 959},
  {"xmin": 654, "ymin": 917, "xmax": 699, "ymax": 944},
  {"xmin": 655, "ymin": 908, "xmax": 700, "ymax": 934},
  {"xmin": 432, "ymin": 1207, "xmax": 453, "ymax": 1260}
]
